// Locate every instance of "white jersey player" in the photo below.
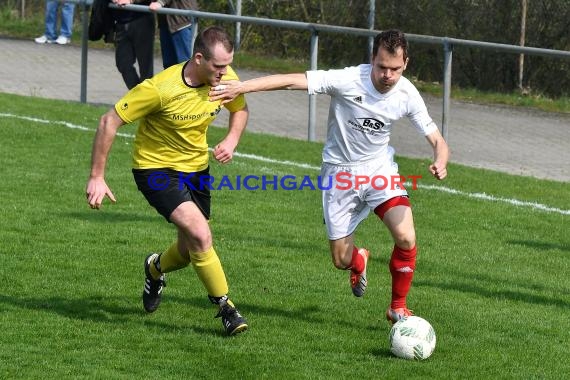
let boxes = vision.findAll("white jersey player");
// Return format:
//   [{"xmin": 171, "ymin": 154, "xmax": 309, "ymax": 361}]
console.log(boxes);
[{"xmin": 210, "ymin": 29, "xmax": 449, "ymax": 324}]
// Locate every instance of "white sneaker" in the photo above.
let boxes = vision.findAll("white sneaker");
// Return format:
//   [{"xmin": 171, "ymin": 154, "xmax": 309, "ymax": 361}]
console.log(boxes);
[
  {"xmin": 34, "ymin": 35, "xmax": 54, "ymax": 44},
  {"xmin": 55, "ymin": 36, "xmax": 71, "ymax": 45}
]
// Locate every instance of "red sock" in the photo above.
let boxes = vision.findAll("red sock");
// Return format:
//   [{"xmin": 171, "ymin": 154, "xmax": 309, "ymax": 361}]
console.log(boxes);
[
  {"xmin": 389, "ymin": 245, "xmax": 417, "ymax": 309},
  {"xmin": 350, "ymin": 246, "xmax": 365, "ymax": 274}
]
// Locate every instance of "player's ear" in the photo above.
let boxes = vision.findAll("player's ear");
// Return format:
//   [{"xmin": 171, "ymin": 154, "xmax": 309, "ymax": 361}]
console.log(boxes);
[
  {"xmin": 403, "ymin": 57, "xmax": 409, "ymax": 71},
  {"xmin": 195, "ymin": 52, "xmax": 204, "ymax": 65}
]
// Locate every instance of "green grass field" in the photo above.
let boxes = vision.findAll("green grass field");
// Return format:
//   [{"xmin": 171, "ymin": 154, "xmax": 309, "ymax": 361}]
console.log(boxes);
[{"xmin": 0, "ymin": 93, "xmax": 568, "ymax": 379}]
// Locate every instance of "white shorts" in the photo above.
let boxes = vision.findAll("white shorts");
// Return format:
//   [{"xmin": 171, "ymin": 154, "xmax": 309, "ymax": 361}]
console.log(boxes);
[{"xmin": 321, "ymin": 158, "xmax": 408, "ymax": 240}]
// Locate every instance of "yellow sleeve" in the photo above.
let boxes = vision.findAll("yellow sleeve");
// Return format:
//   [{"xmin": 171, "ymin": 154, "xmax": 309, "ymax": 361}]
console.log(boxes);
[{"xmin": 114, "ymin": 80, "xmax": 162, "ymax": 123}]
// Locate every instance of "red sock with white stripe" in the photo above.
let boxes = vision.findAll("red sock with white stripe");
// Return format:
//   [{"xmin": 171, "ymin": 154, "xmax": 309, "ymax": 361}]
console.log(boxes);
[{"xmin": 389, "ymin": 245, "xmax": 417, "ymax": 309}]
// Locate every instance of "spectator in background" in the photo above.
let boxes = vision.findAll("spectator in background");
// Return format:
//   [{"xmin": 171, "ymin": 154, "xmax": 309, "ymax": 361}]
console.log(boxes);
[
  {"xmin": 35, "ymin": 0, "xmax": 76, "ymax": 45},
  {"xmin": 149, "ymin": 0, "xmax": 198, "ymax": 68},
  {"xmin": 111, "ymin": 0, "xmax": 156, "ymax": 89}
]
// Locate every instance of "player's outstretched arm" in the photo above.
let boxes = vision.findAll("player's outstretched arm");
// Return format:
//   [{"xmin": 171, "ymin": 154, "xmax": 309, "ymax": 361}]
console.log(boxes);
[
  {"xmin": 425, "ymin": 129, "xmax": 449, "ymax": 180},
  {"xmin": 86, "ymin": 109, "xmax": 124, "ymax": 209},
  {"xmin": 209, "ymin": 73, "xmax": 308, "ymax": 104}
]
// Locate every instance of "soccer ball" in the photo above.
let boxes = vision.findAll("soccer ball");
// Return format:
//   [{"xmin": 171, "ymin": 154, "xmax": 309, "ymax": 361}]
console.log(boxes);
[{"xmin": 389, "ymin": 316, "xmax": 436, "ymax": 360}]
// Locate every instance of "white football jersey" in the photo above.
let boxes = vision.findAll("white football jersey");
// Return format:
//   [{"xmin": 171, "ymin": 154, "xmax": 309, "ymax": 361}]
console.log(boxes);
[{"xmin": 307, "ymin": 64, "xmax": 438, "ymax": 164}]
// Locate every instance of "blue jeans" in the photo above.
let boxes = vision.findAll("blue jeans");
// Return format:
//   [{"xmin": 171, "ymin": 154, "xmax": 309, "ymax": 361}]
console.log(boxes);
[
  {"xmin": 160, "ymin": 25, "xmax": 193, "ymax": 69},
  {"xmin": 44, "ymin": 0, "xmax": 76, "ymax": 40}
]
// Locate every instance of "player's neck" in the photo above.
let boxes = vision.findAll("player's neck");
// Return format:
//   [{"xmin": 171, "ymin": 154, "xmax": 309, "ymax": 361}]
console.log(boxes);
[{"xmin": 183, "ymin": 62, "xmax": 203, "ymax": 87}]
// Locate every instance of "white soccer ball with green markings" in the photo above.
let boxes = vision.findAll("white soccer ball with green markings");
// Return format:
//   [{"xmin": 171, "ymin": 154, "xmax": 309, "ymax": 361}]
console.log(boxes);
[{"xmin": 389, "ymin": 316, "xmax": 436, "ymax": 360}]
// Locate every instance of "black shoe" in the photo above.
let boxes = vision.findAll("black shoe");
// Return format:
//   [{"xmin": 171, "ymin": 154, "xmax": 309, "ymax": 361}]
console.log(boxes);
[
  {"xmin": 215, "ymin": 300, "xmax": 248, "ymax": 336},
  {"xmin": 142, "ymin": 253, "xmax": 165, "ymax": 313}
]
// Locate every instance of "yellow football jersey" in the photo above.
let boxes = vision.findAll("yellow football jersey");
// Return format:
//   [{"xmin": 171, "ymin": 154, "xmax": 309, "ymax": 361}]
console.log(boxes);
[{"xmin": 115, "ymin": 62, "xmax": 246, "ymax": 173}]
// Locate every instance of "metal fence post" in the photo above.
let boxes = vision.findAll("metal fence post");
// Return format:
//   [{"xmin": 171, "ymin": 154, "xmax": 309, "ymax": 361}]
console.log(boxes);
[
  {"xmin": 442, "ymin": 39, "xmax": 453, "ymax": 142},
  {"xmin": 368, "ymin": 0, "xmax": 375, "ymax": 58},
  {"xmin": 190, "ymin": 17, "xmax": 198, "ymax": 54},
  {"xmin": 308, "ymin": 30, "xmax": 319, "ymax": 142},
  {"xmin": 80, "ymin": 0, "xmax": 90, "ymax": 103},
  {"xmin": 235, "ymin": 0, "xmax": 241, "ymax": 51}
]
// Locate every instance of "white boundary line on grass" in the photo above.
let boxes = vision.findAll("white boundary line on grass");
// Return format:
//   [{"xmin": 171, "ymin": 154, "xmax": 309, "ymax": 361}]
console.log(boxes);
[{"xmin": 2, "ymin": 112, "xmax": 569, "ymax": 216}]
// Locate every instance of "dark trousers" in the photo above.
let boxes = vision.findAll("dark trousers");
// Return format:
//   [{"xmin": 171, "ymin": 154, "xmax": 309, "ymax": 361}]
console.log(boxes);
[{"xmin": 114, "ymin": 14, "xmax": 155, "ymax": 89}]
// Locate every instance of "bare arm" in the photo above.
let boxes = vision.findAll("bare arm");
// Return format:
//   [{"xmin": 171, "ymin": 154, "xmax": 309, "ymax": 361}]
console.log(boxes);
[
  {"xmin": 234, "ymin": 73, "xmax": 308, "ymax": 92},
  {"xmin": 213, "ymin": 105, "xmax": 249, "ymax": 164},
  {"xmin": 209, "ymin": 73, "xmax": 308, "ymax": 104},
  {"xmin": 85, "ymin": 108, "xmax": 125, "ymax": 209},
  {"xmin": 425, "ymin": 129, "xmax": 449, "ymax": 180}
]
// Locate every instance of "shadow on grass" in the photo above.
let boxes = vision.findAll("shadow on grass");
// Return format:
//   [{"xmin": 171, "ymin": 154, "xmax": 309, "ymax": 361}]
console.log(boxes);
[
  {"xmin": 415, "ymin": 276, "xmax": 570, "ymax": 309},
  {"xmin": 370, "ymin": 347, "xmax": 396, "ymax": 358},
  {"xmin": 169, "ymin": 295, "xmax": 329, "ymax": 325},
  {"xmin": 1, "ymin": 293, "xmax": 363, "ymax": 336},
  {"xmin": 507, "ymin": 239, "xmax": 570, "ymax": 252},
  {"xmin": 0, "ymin": 294, "xmax": 220, "ymax": 336},
  {"xmin": 170, "ymin": 295, "xmax": 386, "ymax": 333},
  {"xmin": 0, "ymin": 294, "xmax": 140, "ymax": 321}
]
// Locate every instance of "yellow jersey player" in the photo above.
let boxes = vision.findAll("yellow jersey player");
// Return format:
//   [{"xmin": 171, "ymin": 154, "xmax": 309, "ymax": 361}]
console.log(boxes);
[{"xmin": 86, "ymin": 26, "xmax": 249, "ymax": 336}]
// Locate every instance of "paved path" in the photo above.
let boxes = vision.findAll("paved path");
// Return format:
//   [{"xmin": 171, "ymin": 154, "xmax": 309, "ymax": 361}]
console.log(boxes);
[{"xmin": 1, "ymin": 37, "xmax": 568, "ymax": 182}]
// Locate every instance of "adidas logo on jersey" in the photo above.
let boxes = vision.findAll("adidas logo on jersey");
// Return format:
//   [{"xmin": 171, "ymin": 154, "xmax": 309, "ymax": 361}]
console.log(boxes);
[{"xmin": 353, "ymin": 96, "xmax": 363, "ymax": 104}]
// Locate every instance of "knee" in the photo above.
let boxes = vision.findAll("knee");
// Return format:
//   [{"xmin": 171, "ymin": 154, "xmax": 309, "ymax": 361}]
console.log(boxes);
[
  {"xmin": 192, "ymin": 232, "xmax": 212, "ymax": 253},
  {"xmin": 393, "ymin": 230, "xmax": 416, "ymax": 251},
  {"xmin": 179, "ymin": 226, "xmax": 212, "ymax": 253}
]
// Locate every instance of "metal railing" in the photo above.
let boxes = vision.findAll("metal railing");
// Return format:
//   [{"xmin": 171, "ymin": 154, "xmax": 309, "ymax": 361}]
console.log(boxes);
[{"xmin": 73, "ymin": 0, "xmax": 570, "ymax": 141}]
